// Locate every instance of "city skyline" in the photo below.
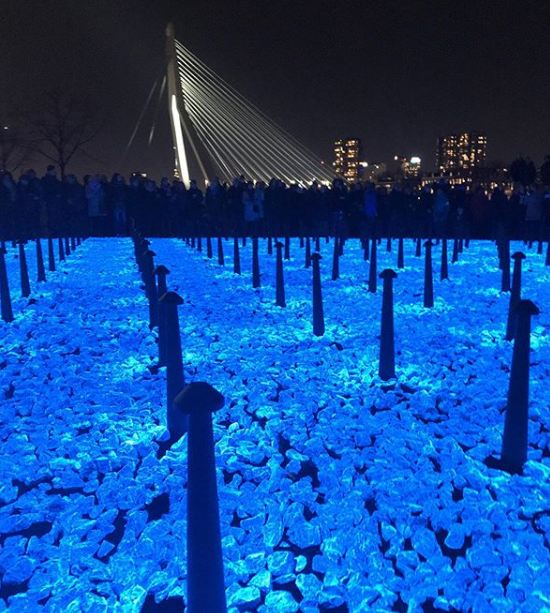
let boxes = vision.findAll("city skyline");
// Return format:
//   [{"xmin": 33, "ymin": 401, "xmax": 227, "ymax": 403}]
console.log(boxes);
[{"xmin": 1, "ymin": 0, "xmax": 549, "ymax": 180}]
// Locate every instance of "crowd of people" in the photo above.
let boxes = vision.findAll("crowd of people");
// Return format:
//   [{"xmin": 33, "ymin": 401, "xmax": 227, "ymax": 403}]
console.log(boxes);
[{"xmin": 1, "ymin": 165, "xmax": 549, "ymax": 240}]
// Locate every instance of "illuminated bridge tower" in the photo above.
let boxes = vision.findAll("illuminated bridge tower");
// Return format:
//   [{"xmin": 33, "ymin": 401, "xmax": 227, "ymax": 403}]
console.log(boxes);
[{"xmin": 165, "ymin": 23, "xmax": 335, "ymax": 186}]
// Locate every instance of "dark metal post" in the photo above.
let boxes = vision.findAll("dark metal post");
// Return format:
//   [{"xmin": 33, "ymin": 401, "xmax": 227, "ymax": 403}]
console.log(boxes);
[
  {"xmin": 311, "ymin": 252, "xmax": 324, "ymax": 336},
  {"xmin": 58, "ymin": 237, "xmax": 65, "ymax": 261},
  {"xmin": 505, "ymin": 252, "xmax": 526, "ymax": 341},
  {"xmin": 284, "ymin": 236, "xmax": 290, "ymax": 260},
  {"xmin": 18, "ymin": 242, "xmax": 31, "ymax": 298},
  {"xmin": 500, "ymin": 300, "xmax": 539, "ymax": 474},
  {"xmin": 0, "ymin": 247, "xmax": 14, "ymax": 322},
  {"xmin": 155, "ymin": 265, "xmax": 170, "ymax": 367},
  {"xmin": 386, "ymin": 237, "xmax": 391, "ymax": 253},
  {"xmin": 207, "ymin": 237, "xmax": 213, "ymax": 259},
  {"xmin": 268, "ymin": 236, "xmax": 273, "ymax": 255},
  {"xmin": 501, "ymin": 239, "xmax": 511, "ymax": 292},
  {"xmin": 368, "ymin": 236, "xmax": 377, "ymax": 293},
  {"xmin": 252, "ymin": 236, "xmax": 260, "ymax": 288},
  {"xmin": 305, "ymin": 236, "xmax": 311, "ymax": 268},
  {"xmin": 143, "ymin": 250, "xmax": 158, "ymax": 329},
  {"xmin": 451, "ymin": 238, "xmax": 459, "ymax": 263},
  {"xmin": 64, "ymin": 236, "xmax": 71, "ymax": 256},
  {"xmin": 47, "ymin": 237, "xmax": 56, "ymax": 272},
  {"xmin": 545, "ymin": 240, "xmax": 550, "ymax": 266},
  {"xmin": 275, "ymin": 241, "xmax": 286, "ymax": 307},
  {"xmin": 440, "ymin": 238, "xmax": 449, "ymax": 280},
  {"xmin": 331, "ymin": 236, "xmax": 339, "ymax": 281},
  {"xmin": 217, "ymin": 237, "xmax": 224, "ymax": 266},
  {"xmin": 423, "ymin": 240, "xmax": 434, "ymax": 308},
  {"xmin": 397, "ymin": 237, "xmax": 404, "ymax": 269},
  {"xmin": 415, "ymin": 237, "xmax": 421, "ymax": 257},
  {"xmin": 36, "ymin": 239, "xmax": 46, "ymax": 282},
  {"xmin": 233, "ymin": 238, "xmax": 241, "ymax": 274},
  {"xmin": 379, "ymin": 269, "xmax": 397, "ymax": 380},
  {"xmin": 159, "ymin": 291, "xmax": 187, "ymax": 442},
  {"xmin": 174, "ymin": 382, "xmax": 227, "ymax": 613}
]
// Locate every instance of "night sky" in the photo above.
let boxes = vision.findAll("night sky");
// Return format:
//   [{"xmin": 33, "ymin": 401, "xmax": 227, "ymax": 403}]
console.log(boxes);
[{"xmin": 2, "ymin": 0, "xmax": 549, "ymax": 180}]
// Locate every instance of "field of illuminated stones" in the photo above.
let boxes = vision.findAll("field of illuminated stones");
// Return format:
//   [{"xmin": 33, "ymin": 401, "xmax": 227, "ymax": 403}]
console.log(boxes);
[{"xmin": 0, "ymin": 236, "xmax": 549, "ymax": 612}]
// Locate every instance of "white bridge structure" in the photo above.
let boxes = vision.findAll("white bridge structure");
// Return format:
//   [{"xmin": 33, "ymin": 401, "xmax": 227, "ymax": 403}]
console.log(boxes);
[{"xmin": 165, "ymin": 23, "xmax": 334, "ymax": 187}]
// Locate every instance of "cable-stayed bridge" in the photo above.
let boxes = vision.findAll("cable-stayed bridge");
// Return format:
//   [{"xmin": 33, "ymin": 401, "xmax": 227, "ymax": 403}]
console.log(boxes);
[{"xmin": 165, "ymin": 23, "xmax": 334, "ymax": 187}]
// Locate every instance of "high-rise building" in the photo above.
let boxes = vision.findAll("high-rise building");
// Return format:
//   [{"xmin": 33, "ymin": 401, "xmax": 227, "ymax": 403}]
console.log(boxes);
[
  {"xmin": 333, "ymin": 138, "xmax": 362, "ymax": 182},
  {"xmin": 394, "ymin": 155, "xmax": 422, "ymax": 178},
  {"xmin": 436, "ymin": 132, "xmax": 487, "ymax": 172}
]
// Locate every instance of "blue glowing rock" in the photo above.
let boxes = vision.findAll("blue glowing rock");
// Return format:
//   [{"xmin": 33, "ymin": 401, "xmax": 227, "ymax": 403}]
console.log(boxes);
[
  {"xmin": 267, "ymin": 551, "xmax": 294, "ymax": 577},
  {"xmin": 244, "ymin": 551, "xmax": 266, "ymax": 575},
  {"xmin": 264, "ymin": 590, "xmax": 299, "ymax": 612},
  {"xmin": 120, "ymin": 585, "xmax": 148, "ymax": 608},
  {"xmin": 263, "ymin": 517, "xmax": 283, "ymax": 548},
  {"xmin": 249, "ymin": 569, "xmax": 271, "ymax": 591},
  {"xmin": 444, "ymin": 524, "xmax": 466, "ymax": 550},
  {"xmin": 228, "ymin": 586, "xmax": 262, "ymax": 610},
  {"xmin": 287, "ymin": 521, "xmax": 321, "ymax": 549},
  {"xmin": 2, "ymin": 555, "xmax": 36, "ymax": 584},
  {"xmin": 295, "ymin": 573, "xmax": 323, "ymax": 602},
  {"xmin": 294, "ymin": 555, "xmax": 307, "ymax": 572}
]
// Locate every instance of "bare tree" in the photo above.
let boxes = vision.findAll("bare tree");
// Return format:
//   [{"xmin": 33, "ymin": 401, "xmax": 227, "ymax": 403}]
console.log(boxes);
[{"xmin": 32, "ymin": 91, "xmax": 102, "ymax": 179}]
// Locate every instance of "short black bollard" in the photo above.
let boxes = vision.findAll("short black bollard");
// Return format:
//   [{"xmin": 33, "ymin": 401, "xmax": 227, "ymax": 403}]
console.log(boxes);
[
  {"xmin": 331, "ymin": 236, "xmax": 340, "ymax": 281},
  {"xmin": 440, "ymin": 238, "xmax": 449, "ymax": 281},
  {"xmin": 501, "ymin": 240, "xmax": 511, "ymax": 292},
  {"xmin": 207, "ymin": 237, "xmax": 213, "ymax": 259},
  {"xmin": 252, "ymin": 236, "xmax": 261, "ymax": 288},
  {"xmin": 451, "ymin": 238, "xmax": 459, "ymax": 263},
  {"xmin": 505, "ymin": 252, "xmax": 526, "ymax": 341},
  {"xmin": 0, "ymin": 247, "xmax": 14, "ymax": 322},
  {"xmin": 174, "ymin": 382, "xmax": 227, "ymax": 613},
  {"xmin": 415, "ymin": 237, "xmax": 421, "ymax": 257},
  {"xmin": 143, "ymin": 250, "xmax": 159, "ymax": 329},
  {"xmin": 500, "ymin": 300, "xmax": 539, "ymax": 474},
  {"xmin": 64, "ymin": 236, "xmax": 71, "ymax": 256},
  {"xmin": 159, "ymin": 291, "xmax": 187, "ymax": 442},
  {"xmin": 459, "ymin": 238, "xmax": 464, "ymax": 252},
  {"xmin": 338, "ymin": 236, "xmax": 344, "ymax": 257},
  {"xmin": 232, "ymin": 237, "xmax": 241, "ymax": 274},
  {"xmin": 275, "ymin": 241, "xmax": 286, "ymax": 307},
  {"xmin": 47, "ymin": 237, "xmax": 56, "ymax": 272},
  {"xmin": 315, "ymin": 236, "xmax": 320, "ymax": 252},
  {"xmin": 379, "ymin": 269, "xmax": 397, "ymax": 380},
  {"xmin": 268, "ymin": 236, "xmax": 273, "ymax": 255},
  {"xmin": 386, "ymin": 237, "xmax": 391, "ymax": 253},
  {"xmin": 217, "ymin": 237, "xmax": 224, "ymax": 266},
  {"xmin": 198, "ymin": 237, "xmax": 202, "ymax": 252},
  {"xmin": 284, "ymin": 236, "xmax": 290, "ymax": 260},
  {"xmin": 397, "ymin": 237, "xmax": 404, "ymax": 269},
  {"xmin": 368, "ymin": 237, "xmax": 377, "ymax": 293},
  {"xmin": 242, "ymin": 236, "xmax": 246, "ymax": 247},
  {"xmin": 191, "ymin": 236, "xmax": 196, "ymax": 249},
  {"xmin": 423, "ymin": 240, "xmax": 434, "ymax": 308},
  {"xmin": 363, "ymin": 237, "xmax": 369, "ymax": 261},
  {"xmin": 36, "ymin": 239, "xmax": 46, "ymax": 282},
  {"xmin": 18, "ymin": 242, "xmax": 31, "ymax": 298},
  {"xmin": 311, "ymin": 252, "xmax": 325, "ymax": 336},
  {"xmin": 58, "ymin": 237, "xmax": 65, "ymax": 261},
  {"xmin": 300, "ymin": 236, "xmax": 304, "ymax": 248},
  {"xmin": 537, "ymin": 240, "xmax": 543, "ymax": 255},
  {"xmin": 155, "ymin": 265, "xmax": 170, "ymax": 367},
  {"xmin": 305, "ymin": 236, "xmax": 311, "ymax": 268},
  {"xmin": 546, "ymin": 240, "xmax": 550, "ymax": 266}
]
